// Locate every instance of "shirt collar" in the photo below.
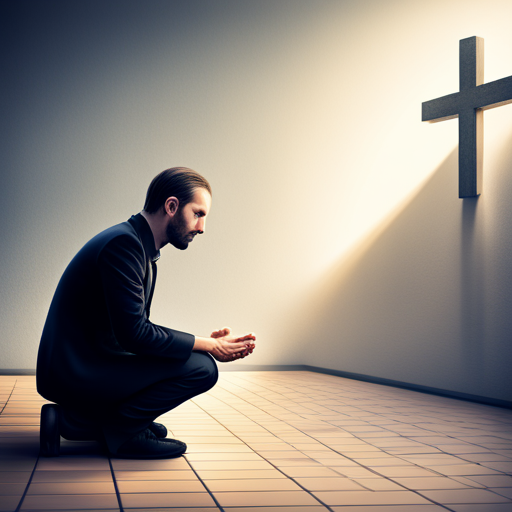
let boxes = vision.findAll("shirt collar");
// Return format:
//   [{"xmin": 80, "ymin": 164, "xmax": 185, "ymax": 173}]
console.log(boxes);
[{"xmin": 128, "ymin": 213, "xmax": 161, "ymax": 262}]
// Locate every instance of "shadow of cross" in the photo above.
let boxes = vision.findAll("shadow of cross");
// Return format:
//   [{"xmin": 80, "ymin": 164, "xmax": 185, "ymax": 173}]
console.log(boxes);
[{"xmin": 422, "ymin": 36, "xmax": 512, "ymax": 198}]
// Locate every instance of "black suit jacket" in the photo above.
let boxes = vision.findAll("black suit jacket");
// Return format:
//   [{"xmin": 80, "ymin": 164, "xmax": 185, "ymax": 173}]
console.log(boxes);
[{"xmin": 36, "ymin": 213, "xmax": 195, "ymax": 407}]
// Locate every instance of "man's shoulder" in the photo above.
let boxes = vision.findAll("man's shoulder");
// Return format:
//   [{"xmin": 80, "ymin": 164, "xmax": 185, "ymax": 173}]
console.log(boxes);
[
  {"xmin": 81, "ymin": 219, "xmax": 143, "ymax": 259},
  {"xmin": 98, "ymin": 220, "xmax": 138, "ymax": 241}
]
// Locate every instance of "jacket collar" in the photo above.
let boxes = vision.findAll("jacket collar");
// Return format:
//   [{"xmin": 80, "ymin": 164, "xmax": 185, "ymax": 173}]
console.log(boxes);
[{"xmin": 128, "ymin": 213, "xmax": 161, "ymax": 262}]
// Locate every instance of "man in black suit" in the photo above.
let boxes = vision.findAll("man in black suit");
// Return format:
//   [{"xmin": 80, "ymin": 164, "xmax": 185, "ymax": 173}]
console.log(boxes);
[{"xmin": 36, "ymin": 167, "xmax": 255, "ymax": 459}]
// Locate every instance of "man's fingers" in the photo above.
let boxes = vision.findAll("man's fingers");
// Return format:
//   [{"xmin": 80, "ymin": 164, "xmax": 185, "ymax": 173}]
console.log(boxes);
[
  {"xmin": 211, "ymin": 326, "xmax": 232, "ymax": 338},
  {"xmin": 227, "ymin": 342, "xmax": 253, "ymax": 354},
  {"xmin": 234, "ymin": 333, "xmax": 256, "ymax": 342}
]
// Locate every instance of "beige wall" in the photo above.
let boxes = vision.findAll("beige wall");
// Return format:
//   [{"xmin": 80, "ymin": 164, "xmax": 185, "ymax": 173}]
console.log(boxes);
[{"xmin": 2, "ymin": 0, "xmax": 512, "ymax": 402}]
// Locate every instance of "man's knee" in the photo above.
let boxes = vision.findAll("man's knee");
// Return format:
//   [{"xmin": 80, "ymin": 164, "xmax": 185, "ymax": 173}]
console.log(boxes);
[
  {"xmin": 198, "ymin": 352, "xmax": 218, "ymax": 392},
  {"xmin": 181, "ymin": 351, "xmax": 218, "ymax": 394}
]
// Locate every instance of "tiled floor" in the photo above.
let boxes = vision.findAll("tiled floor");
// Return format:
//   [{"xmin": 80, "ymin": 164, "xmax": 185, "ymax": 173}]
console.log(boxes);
[{"xmin": 1, "ymin": 372, "xmax": 512, "ymax": 512}]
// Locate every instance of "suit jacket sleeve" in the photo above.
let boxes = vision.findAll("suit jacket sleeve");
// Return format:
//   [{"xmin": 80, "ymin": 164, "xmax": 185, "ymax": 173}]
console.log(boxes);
[{"xmin": 98, "ymin": 233, "xmax": 195, "ymax": 359}]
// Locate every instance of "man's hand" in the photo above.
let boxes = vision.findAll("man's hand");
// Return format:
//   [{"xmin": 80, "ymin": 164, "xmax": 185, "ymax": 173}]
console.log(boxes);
[
  {"xmin": 210, "ymin": 330, "xmax": 255, "ymax": 363},
  {"xmin": 194, "ymin": 328, "xmax": 255, "ymax": 363}
]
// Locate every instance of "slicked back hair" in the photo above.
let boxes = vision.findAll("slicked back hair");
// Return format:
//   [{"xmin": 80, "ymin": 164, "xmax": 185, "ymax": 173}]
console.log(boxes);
[{"xmin": 143, "ymin": 167, "xmax": 212, "ymax": 214}]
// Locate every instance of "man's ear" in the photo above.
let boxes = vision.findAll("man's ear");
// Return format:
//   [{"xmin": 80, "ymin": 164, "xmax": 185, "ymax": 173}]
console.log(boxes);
[{"xmin": 164, "ymin": 197, "xmax": 179, "ymax": 216}]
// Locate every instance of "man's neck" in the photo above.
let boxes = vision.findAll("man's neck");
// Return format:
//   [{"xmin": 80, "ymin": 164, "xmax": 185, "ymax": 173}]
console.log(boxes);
[{"xmin": 140, "ymin": 210, "xmax": 167, "ymax": 250}]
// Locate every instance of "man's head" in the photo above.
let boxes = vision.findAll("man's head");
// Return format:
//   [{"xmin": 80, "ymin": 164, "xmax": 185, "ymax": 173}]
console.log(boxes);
[
  {"xmin": 143, "ymin": 167, "xmax": 212, "ymax": 214},
  {"xmin": 144, "ymin": 167, "xmax": 212, "ymax": 250}
]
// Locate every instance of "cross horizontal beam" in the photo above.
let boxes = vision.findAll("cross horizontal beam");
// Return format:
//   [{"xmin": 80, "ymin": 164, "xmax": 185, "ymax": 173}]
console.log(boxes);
[
  {"xmin": 422, "ymin": 37, "xmax": 512, "ymax": 198},
  {"xmin": 423, "ymin": 75, "xmax": 512, "ymax": 122}
]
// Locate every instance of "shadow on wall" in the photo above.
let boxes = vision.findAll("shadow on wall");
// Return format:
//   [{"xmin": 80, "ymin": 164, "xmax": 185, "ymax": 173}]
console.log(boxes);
[{"xmin": 291, "ymin": 137, "xmax": 512, "ymax": 402}]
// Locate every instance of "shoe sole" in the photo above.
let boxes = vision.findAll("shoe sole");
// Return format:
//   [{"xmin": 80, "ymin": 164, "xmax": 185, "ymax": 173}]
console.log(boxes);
[
  {"xmin": 111, "ymin": 446, "xmax": 187, "ymax": 459},
  {"xmin": 40, "ymin": 404, "xmax": 61, "ymax": 457}
]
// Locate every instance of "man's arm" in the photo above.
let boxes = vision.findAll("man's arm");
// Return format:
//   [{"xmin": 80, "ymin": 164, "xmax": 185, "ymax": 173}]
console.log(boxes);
[{"xmin": 99, "ymin": 234, "xmax": 194, "ymax": 359}]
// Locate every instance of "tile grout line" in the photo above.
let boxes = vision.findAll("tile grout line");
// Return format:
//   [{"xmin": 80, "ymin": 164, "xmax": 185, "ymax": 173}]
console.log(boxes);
[
  {"xmin": 190, "ymin": 395, "xmax": 336, "ymax": 512},
  {"xmin": 108, "ymin": 457, "xmax": 125, "ymax": 512},
  {"xmin": 8, "ymin": 378, "xmax": 39, "ymax": 512},
  {"xmin": 0, "ymin": 378, "xmax": 16, "ymax": 415},
  {"xmin": 14, "ymin": 456, "xmax": 40, "ymax": 511},
  {"xmin": 214, "ymin": 374, "xmax": 459, "ymax": 511},
  {"xmin": 183, "ymin": 455, "xmax": 225, "ymax": 512}
]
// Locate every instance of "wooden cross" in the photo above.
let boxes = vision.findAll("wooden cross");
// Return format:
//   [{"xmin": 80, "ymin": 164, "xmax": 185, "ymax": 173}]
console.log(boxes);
[{"xmin": 422, "ymin": 36, "xmax": 512, "ymax": 198}]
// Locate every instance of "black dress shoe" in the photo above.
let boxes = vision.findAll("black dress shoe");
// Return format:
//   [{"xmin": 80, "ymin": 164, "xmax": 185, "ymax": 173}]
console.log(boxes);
[
  {"xmin": 149, "ymin": 421, "xmax": 167, "ymax": 438},
  {"xmin": 40, "ymin": 404, "xmax": 61, "ymax": 457},
  {"xmin": 114, "ymin": 429, "xmax": 186, "ymax": 459}
]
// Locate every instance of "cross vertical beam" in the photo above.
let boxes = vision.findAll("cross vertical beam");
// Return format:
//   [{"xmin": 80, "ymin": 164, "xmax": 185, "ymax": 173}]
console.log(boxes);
[
  {"xmin": 422, "ymin": 37, "xmax": 512, "ymax": 198},
  {"xmin": 459, "ymin": 37, "xmax": 484, "ymax": 197}
]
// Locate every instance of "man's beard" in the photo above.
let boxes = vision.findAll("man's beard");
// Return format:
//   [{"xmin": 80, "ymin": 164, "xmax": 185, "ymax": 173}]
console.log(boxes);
[{"xmin": 166, "ymin": 212, "xmax": 197, "ymax": 250}]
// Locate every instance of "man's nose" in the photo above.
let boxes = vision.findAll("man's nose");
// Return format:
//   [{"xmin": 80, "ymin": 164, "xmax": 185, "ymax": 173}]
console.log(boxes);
[{"xmin": 197, "ymin": 217, "xmax": 205, "ymax": 233}]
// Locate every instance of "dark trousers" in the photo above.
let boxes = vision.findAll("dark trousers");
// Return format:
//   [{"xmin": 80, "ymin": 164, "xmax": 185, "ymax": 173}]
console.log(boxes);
[{"xmin": 62, "ymin": 352, "xmax": 218, "ymax": 453}]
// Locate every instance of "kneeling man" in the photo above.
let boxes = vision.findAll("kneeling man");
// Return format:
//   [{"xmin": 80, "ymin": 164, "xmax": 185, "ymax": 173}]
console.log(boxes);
[{"xmin": 36, "ymin": 167, "xmax": 255, "ymax": 459}]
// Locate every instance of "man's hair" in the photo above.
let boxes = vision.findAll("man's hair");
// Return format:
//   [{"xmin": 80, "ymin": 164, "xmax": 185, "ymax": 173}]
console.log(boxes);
[{"xmin": 143, "ymin": 167, "xmax": 212, "ymax": 214}]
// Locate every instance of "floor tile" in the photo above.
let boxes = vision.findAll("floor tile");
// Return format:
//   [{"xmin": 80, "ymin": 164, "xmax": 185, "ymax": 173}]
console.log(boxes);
[
  {"xmin": 280, "ymin": 467, "xmax": 342, "ymax": 477},
  {"xmin": 204, "ymin": 478, "xmax": 301, "ymax": 492},
  {"xmin": 213, "ymin": 490, "xmax": 320, "ymax": 507},
  {"xmin": 0, "ymin": 471, "xmax": 32, "ymax": 483},
  {"xmin": 312, "ymin": 490, "xmax": 432, "ymax": 506},
  {"xmin": 31, "ymin": 470, "xmax": 114, "ymax": 483},
  {"xmin": 0, "ymin": 495, "xmax": 23, "ymax": 512},
  {"xmin": 0, "ymin": 461, "xmax": 36, "ymax": 471},
  {"xmin": 482, "ymin": 462, "xmax": 512, "ymax": 473},
  {"xmin": 463, "ymin": 453, "xmax": 512, "ymax": 463},
  {"xmin": 456, "ymin": 475, "xmax": 512, "ymax": 487},
  {"xmin": 353, "ymin": 477, "xmax": 405, "ymax": 490},
  {"xmin": 492, "ymin": 488, "xmax": 512, "ymax": 499},
  {"xmin": 449, "ymin": 506, "xmax": 512, "ymax": 512},
  {"xmin": 185, "ymin": 445, "xmax": 253, "ymax": 453},
  {"xmin": 0, "ymin": 483, "xmax": 26, "ymax": 495},
  {"xmin": 122, "ymin": 509, "xmax": 218, "ymax": 512},
  {"xmin": 120, "ymin": 492, "xmax": 216, "ymax": 508},
  {"xmin": 428, "ymin": 464, "xmax": 504, "ymax": 476},
  {"xmin": 113, "ymin": 470, "xmax": 198, "ymax": 481},
  {"xmin": 27, "ymin": 482, "xmax": 116, "ymax": 494},
  {"xmin": 197, "ymin": 469, "xmax": 287, "ymax": 480},
  {"xmin": 223, "ymin": 507, "xmax": 327, "ymax": 512},
  {"xmin": 330, "ymin": 506, "xmax": 447, "ymax": 511},
  {"xmin": 373, "ymin": 466, "xmax": 443, "ymax": 477},
  {"xmin": 117, "ymin": 479, "xmax": 205, "ymax": 493},
  {"xmin": 294, "ymin": 477, "xmax": 364, "ymax": 491},
  {"xmin": 417, "ymin": 488, "xmax": 512, "ymax": 504},
  {"xmin": 332, "ymin": 467, "xmax": 379, "ymax": 478},
  {"xmin": 391, "ymin": 476, "xmax": 477, "ymax": 490},
  {"xmin": 184, "ymin": 452, "xmax": 262, "ymax": 461},
  {"xmin": 110, "ymin": 458, "xmax": 189, "ymax": 471},
  {"xmin": 36, "ymin": 457, "xmax": 110, "ymax": 471},
  {"xmin": 189, "ymin": 460, "xmax": 274, "ymax": 470},
  {"xmin": 19, "ymin": 494, "xmax": 119, "ymax": 510}
]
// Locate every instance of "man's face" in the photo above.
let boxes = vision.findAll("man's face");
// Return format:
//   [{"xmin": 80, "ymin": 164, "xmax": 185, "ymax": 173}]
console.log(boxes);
[{"xmin": 166, "ymin": 188, "xmax": 212, "ymax": 250}]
